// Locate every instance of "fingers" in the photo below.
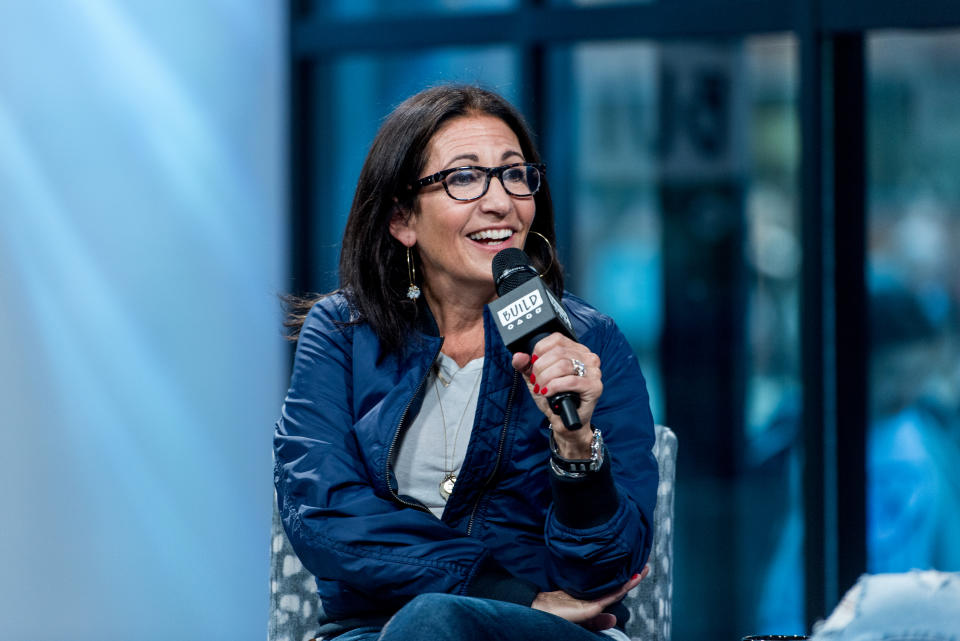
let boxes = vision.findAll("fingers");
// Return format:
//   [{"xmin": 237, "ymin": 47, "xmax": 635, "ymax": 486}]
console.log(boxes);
[
  {"xmin": 589, "ymin": 573, "xmax": 644, "ymax": 612},
  {"xmin": 531, "ymin": 333, "xmax": 598, "ymax": 367},
  {"xmin": 515, "ymin": 333, "xmax": 603, "ymax": 430},
  {"xmin": 599, "ymin": 570, "xmax": 647, "ymax": 603},
  {"xmin": 581, "ymin": 572, "xmax": 647, "ymax": 632},
  {"xmin": 583, "ymin": 613, "xmax": 617, "ymax": 632},
  {"xmin": 532, "ymin": 570, "xmax": 648, "ymax": 630},
  {"xmin": 525, "ymin": 334, "xmax": 601, "ymax": 397},
  {"xmin": 613, "ymin": 573, "xmax": 644, "ymax": 600},
  {"xmin": 539, "ymin": 369, "xmax": 603, "ymax": 401}
]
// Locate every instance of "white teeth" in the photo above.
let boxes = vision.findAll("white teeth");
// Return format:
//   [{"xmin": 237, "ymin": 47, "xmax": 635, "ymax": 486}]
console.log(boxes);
[{"xmin": 468, "ymin": 229, "xmax": 514, "ymax": 241}]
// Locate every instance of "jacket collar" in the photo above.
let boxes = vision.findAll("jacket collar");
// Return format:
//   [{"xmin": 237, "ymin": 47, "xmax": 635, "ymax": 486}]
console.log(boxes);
[{"xmin": 412, "ymin": 293, "xmax": 441, "ymax": 338}]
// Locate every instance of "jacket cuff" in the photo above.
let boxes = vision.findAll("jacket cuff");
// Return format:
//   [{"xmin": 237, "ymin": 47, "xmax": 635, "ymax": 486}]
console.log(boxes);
[
  {"xmin": 466, "ymin": 558, "xmax": 540, "ymax": 606},
  {"xmin": 549, "ymin": 451, "xmax": 619, "ymax": 529}
]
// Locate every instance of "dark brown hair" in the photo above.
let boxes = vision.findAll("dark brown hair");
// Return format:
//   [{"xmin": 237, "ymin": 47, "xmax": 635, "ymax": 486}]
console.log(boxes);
[{"xmin": 286, "ymin": 85, "xmax": 563, "ymax": 352}]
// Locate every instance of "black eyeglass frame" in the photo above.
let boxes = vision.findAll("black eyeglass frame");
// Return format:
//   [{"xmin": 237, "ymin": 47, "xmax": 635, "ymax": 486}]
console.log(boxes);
[{"xmin": 409, "ymin": 162, "xmax": 547, "ymax": 202}]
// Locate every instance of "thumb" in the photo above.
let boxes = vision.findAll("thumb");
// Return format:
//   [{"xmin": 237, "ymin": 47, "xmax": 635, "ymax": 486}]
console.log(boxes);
[
  {"xmin": 583, "ymin": 612, "xmax": 617, "ymax": 632},
  {"xmin": 511, "ymin": 352, "xmax": 532, "ymax": 373}
]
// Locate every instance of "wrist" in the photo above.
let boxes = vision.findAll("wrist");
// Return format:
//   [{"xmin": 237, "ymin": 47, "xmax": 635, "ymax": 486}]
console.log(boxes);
[
  {"xmin": 551, "ymin": 426, "xmax": 593, "ymax": 459},
  {"xmin": 549, "ymin": 428, "xmax": 604, "ymax": 478}
]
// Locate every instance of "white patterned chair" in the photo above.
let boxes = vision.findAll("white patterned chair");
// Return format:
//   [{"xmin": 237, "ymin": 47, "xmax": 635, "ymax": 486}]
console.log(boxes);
[
  {"xmin": 268, "ymin": 425, "xmax": 677, "ymax": 641},
  {"xmin": 621, "ymin": 424, "xmax": 676, "ymax": 641}
]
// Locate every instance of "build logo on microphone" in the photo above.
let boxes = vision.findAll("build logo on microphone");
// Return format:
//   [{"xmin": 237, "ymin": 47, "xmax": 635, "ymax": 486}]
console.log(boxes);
[{"xmin": 497, "ymin": 290, "xmax": 543, "ymax": 330}]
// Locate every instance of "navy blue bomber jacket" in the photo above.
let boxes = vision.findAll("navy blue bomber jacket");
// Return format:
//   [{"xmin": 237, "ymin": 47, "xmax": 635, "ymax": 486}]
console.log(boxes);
[{"xmin": 274, "ymin": 291, "xmax": 658, "ymax": 635}]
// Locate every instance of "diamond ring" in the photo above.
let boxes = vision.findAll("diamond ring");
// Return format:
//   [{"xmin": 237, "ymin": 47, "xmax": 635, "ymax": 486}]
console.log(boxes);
[{"xmin": 571, "ymin": 358, "xmax": 586, "ymax": 377}]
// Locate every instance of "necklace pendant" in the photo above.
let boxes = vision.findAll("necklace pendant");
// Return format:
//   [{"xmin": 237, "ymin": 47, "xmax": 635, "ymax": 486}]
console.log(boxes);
[{"xmin": 439, "ymin": 473, "xmax": 457, "ymax": 500}]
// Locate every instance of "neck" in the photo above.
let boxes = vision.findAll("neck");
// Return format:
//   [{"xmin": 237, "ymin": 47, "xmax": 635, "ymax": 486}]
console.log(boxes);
[{"xmin": 422, "ymin": 282, "xmax": 491, "ymax": 367}]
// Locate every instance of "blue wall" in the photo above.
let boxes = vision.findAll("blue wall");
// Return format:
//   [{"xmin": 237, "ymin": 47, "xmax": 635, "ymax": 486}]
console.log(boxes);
[{"xmin": 0, "ymin": 3, "xmax": 285, "ymax": 639}]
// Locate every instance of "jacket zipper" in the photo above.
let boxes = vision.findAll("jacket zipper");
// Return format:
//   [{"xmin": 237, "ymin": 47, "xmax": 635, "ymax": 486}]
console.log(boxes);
[
  {"xmin": 465, "ymin": 370, "xmax": 519, "ymax": 536},
  {"xmin": 384, "ymin": 340, "xmax": 444, "ymax": 512}
]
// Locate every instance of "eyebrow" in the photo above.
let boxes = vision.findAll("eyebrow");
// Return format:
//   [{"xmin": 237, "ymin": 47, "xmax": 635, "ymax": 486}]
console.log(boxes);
[{"xmin": 445, "ymin": 150, "xmax": 524, "ymax": 167}]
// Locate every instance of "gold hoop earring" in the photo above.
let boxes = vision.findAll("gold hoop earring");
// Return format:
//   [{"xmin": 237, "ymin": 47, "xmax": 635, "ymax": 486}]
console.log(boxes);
[
  {"xmin": 524, "ymin": 230, "xmax": 556, "ymax": 277},
  {"xmin": 406, "ymin": 246, "xmax": 421, "ymax": 300}
]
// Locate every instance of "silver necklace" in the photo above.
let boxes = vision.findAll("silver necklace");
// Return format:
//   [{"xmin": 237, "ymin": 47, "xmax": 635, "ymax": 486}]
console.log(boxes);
[{"xmin": 435, "ymin": 368, "xmax": 482, "ymax": 500}]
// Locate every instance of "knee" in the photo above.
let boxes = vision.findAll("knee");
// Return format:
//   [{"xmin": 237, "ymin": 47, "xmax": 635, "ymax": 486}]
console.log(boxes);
[
  {"xmin": 383, "ymin": 593, "xmax": 482, "ymax": 640},
  {"xmin": 401, "ymin": 593, "xmax": 473, "ymax": 619}
]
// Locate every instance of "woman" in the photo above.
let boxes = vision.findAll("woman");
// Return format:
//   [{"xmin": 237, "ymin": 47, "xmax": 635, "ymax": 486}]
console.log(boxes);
[{"xmin": 275, "ymin": 85, "xmax": 658, "ymax": 641}]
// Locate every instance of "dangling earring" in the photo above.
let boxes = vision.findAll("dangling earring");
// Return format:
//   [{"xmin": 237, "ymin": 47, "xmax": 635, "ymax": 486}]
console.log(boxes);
[
  {"xmin": 406, "ymin": 246, "xmax": 421, "ymax": 300},
  {"xmin": 524, "ymin": 230, "xmax": 556, "ymax": 277}
]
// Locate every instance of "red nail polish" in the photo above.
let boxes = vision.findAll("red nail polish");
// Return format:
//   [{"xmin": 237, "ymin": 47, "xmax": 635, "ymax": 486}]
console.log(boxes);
[
  {"xmin": 530, "ymin": 373, "xmax": 536, "ymax": 384},
  {"xmin": 533, "ymin": 384, "xmax": 540, "ymax": 394},
  {"xmin": 541, "ymin": 387, "xmax": 548, "ymax": 395},
  {"xmin": 531, "ymin": 354, "xmax": 538, "ymax": 363},
  {"xmin": 632, "ymin": 573, "xmax": 640, "ymax": 580}
]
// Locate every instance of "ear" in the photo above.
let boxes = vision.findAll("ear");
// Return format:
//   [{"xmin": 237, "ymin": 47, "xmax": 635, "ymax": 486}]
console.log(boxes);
[{"xmin": 388, "ymin": 201, "xmax": 417, "ymax": 247}]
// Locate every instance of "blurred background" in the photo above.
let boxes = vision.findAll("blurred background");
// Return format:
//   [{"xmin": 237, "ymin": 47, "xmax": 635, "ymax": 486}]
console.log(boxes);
[{"xmin": 2, "ymin": 1, "xmax": 960, "ymax": 640}]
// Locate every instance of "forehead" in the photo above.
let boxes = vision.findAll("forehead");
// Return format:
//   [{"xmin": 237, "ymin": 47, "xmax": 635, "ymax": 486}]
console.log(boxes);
[{"xmin": 426, "ymin": 115, "xmax": 523, "ymax": 165}]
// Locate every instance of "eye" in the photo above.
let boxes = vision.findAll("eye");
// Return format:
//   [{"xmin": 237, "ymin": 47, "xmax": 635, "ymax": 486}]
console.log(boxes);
[
  {"xmin": 447, "ymin": 169, "xmax": 482, "ymax": 187},
  {"xmin": 502, "ymin": 167, "xmax": 526, "ymax": 184}
]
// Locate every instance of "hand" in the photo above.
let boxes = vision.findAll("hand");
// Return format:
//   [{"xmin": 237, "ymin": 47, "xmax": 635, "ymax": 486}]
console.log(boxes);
[
  {"xmin": 531, "ymin": 566, "xmax": 649, "ymax": 631},
  {"xmin": 511, "ymin": 333, "xmax": 603, "ymax": 458}
]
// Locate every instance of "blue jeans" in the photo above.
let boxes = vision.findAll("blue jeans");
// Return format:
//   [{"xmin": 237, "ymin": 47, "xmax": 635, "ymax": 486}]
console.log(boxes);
[{"xmin": 329, "ymin": 593, "xmax": 623, "ymax": 641}]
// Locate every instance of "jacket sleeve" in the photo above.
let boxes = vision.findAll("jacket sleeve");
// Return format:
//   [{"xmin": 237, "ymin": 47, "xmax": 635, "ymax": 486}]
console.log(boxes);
[
  {"xmin": 274, "ymin": 299, "xmax": 538, "ymax": 608},
  {"xmin": 542, "ymin": 315, "xmax": 658, "ymax": 599}
]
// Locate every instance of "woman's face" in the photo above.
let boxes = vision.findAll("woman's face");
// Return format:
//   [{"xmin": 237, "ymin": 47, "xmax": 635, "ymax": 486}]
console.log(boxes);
[{"xmin": 390, "ymin": 114, "xmax": 536, "ymax": 300}]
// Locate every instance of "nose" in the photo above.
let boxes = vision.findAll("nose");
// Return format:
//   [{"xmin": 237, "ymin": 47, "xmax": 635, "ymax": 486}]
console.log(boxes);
[{"xmin": 478, "ymin": 174, "xmax": 512, "ymax": 216}]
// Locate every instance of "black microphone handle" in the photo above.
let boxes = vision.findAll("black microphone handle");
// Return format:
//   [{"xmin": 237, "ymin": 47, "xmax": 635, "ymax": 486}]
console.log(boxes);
[
  {"xmin": 550, "ymin": 392, "xmax": 583, "ymax": 431},
  {"xmin": 527, "ymin": 331, "xmax": 583, "ymax": 431}
]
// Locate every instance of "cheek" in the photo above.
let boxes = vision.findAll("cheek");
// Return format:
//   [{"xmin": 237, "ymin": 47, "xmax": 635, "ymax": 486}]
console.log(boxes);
[{"xmin": 521, "ymin": 201, "xmax": 537, "ymax": 226}]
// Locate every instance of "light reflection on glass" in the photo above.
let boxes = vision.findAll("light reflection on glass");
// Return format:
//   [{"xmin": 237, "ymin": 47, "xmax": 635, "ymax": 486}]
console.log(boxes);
[
  {"xmin": 867, "ymin": 30, "xmax": 960, "ymax": 573},
  {"xmin": 565, "ymin": 35, "xmax": 803, "ymax": 637}
]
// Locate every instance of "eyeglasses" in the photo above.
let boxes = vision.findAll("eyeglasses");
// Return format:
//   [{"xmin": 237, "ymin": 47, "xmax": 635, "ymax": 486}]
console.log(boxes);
[{"xmin": 411, "ymin": 162, "xmax": 546, "ymax": 201}]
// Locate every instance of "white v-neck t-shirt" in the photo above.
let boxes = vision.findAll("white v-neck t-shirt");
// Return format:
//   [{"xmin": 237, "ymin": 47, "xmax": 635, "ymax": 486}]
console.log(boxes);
[{"xmin": 393, "ymin": 353, "xmax": 484, "ymax": 518}]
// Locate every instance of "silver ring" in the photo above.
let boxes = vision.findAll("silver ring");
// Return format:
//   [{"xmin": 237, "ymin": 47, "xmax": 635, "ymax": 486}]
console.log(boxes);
[{"xmin": 571, "ymin": 358, "xmax": 586, "ymax": 377}]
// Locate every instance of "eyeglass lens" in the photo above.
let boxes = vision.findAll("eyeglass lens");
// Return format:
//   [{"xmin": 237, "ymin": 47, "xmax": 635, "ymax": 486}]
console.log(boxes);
[{"xmin": 444, "ymin": 165, "xmax": 540, "ymax": 200}]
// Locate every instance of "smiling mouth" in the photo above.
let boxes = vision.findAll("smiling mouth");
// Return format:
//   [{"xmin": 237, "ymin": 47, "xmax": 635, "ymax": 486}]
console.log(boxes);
[{"xmin": 467, "ymin": 229, "xmax": 514, "ymax": 245}]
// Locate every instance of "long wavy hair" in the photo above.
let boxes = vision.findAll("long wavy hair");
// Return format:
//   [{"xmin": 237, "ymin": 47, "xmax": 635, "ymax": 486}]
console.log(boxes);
[{"xmin": 286, "ymin": 85, "xmax": 564, "ymax": 352}]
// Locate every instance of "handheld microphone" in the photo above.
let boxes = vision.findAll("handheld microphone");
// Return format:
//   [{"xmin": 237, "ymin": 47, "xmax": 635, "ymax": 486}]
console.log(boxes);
[{"xmin": 489, "ymin": 248, "xmax": 583, "ymax": 430}]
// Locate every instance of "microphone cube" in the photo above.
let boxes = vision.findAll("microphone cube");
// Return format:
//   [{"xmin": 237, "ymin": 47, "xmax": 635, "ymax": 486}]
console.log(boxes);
[{"xmin": 488, "ymin": 277, "xmax": 576, "ymax": 353}]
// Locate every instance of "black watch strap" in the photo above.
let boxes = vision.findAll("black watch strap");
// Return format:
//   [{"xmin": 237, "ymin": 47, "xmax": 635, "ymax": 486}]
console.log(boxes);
[{"xmin": 549, "ymin": 428, "xmax": 604, "ymax": 477}]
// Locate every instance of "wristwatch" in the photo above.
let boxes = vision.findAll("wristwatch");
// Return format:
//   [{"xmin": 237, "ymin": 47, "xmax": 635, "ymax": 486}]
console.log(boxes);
[{"xmin": 549, "ymin": 428, "xmax": 604, "ymax": 478}]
